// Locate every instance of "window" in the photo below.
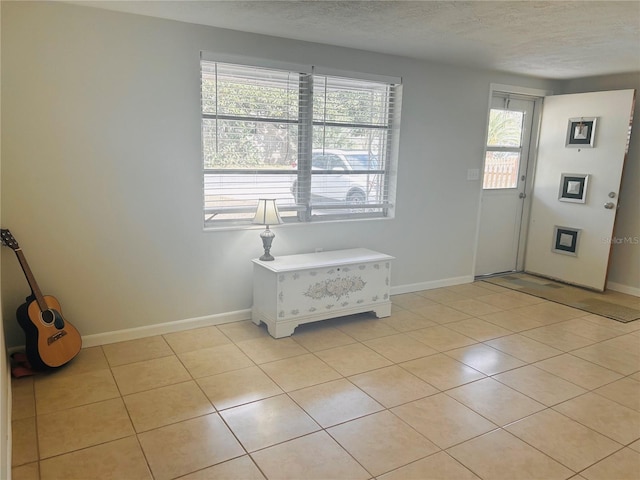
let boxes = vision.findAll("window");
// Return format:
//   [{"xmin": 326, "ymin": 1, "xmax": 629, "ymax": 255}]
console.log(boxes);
[
  {"xmin": 483, "ymin": 106, "xmax": 525, "ymax": 189},
  {"xmin": 201, "ymin": 56, "xmax": 401, "ymax": 227}
]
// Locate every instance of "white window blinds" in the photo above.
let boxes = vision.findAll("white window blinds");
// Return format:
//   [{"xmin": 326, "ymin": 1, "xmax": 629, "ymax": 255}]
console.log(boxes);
[{"xmin": 201, "ymin": 58, "xmax": 401, "ymax": 227}]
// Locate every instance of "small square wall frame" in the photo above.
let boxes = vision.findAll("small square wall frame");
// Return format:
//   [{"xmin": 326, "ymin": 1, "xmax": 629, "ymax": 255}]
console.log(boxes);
[
  {"xmin": 552, "ymin": 226, "xmax": 581, "ymax": 256},
  {"xmin": 566, "ymin": 117, "xmax": 597, "ymax": 147},
  {"xmin": 559, "ymin": 173, "xmax": 589, "ymax": 203}
]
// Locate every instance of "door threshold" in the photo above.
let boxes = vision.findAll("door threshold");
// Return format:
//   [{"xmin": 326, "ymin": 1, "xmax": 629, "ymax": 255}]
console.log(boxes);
[{"xmin": 474, "ymin": 270, "xmax": 520, "ymax": 280}]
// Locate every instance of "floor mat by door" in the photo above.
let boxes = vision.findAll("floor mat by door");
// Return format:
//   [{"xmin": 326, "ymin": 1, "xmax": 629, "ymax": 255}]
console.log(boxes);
[{"xmin": 483, "ymin": 273, "xmax": 640, "ymax": 323}]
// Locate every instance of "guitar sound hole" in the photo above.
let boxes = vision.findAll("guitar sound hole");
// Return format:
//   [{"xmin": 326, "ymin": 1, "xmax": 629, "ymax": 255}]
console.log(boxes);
[{"xmin": 41, "ymin": 310, "xmax": 55, "ymax": 325}]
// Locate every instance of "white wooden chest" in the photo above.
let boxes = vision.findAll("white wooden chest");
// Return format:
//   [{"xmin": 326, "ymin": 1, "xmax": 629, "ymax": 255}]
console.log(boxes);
[{"xmin": 252, "ymin": 248, "xmax": 394, "ymax": 338}]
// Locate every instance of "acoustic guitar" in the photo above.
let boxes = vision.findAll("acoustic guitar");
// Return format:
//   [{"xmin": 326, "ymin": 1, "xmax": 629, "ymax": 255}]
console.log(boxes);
[{"xmin": 1, "ymin": 229, "xmax": 82, "ymax": 369}]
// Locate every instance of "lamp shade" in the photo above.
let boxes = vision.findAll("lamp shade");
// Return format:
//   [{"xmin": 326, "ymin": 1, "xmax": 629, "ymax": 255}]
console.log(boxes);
[{"xmin": 252, "ymin": 199, "xmax": 283, "ymax": 226}]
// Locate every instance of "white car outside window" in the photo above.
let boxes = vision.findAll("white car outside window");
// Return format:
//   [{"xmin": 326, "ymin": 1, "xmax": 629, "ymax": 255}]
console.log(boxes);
[{"xmin": 292, "ymin": 149, "xmax": 381, "ymax": 205}]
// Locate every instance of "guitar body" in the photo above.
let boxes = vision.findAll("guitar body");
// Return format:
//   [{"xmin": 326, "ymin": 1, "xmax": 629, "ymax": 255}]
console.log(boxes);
[{"xmin": 17, "ymin": 295, "xmax": 82, "ymax": 369}]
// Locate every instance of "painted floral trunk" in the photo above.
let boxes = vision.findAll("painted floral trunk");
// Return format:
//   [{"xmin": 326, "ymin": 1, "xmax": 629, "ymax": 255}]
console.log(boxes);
[{"xmin": 252, "ymin": 249, "xmax": 394, "ymax": 338}]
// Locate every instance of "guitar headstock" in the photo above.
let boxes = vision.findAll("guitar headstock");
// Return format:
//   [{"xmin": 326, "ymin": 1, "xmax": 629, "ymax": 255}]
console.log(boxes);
[{"xmin": 0, "ymin": 229, "xmax": 20, "ymax": 250}]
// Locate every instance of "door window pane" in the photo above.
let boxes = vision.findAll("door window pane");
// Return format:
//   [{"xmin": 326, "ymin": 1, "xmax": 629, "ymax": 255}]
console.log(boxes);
[
  {"xmin": 483, "ymin": 151, "xmax": 520, "ymax": 189},
  {"xmin": 487, "ymin": 109, "xmax": 524, "ymax": 147}
]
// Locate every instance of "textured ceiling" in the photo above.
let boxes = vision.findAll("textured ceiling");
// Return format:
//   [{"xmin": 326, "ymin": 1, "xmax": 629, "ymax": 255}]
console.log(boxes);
[{"xmin": 73, "ymin": 0, "xmax": 640, "ymax": 79}]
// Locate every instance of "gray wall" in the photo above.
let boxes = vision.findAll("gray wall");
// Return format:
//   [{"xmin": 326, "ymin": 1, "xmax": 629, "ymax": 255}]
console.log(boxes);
[{"xmin": 10, "ymin": 1, "xmax": 637, "ymax": 349}]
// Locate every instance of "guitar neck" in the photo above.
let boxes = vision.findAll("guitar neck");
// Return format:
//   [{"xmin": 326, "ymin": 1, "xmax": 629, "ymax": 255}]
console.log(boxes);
[{"xmin": 14, "ymin": 248, "xmax": 48, "ymax": 312}]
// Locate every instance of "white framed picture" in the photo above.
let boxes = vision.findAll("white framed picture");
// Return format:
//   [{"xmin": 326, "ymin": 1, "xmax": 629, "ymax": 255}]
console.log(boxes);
[
  {"xmin": 552, "ymin": 225, "xmax": 581, "ymax": 256},
  {"xmin": 559, "ymin": 173, "xmax": 589, "ymax": 203},
  {"xmin": 566, "ymin": 117, "xmax": 597, "ymax": 148}
]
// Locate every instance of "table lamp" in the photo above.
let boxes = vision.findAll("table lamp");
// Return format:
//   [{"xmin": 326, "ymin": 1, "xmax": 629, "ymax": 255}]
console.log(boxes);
[{"xmin": 252, "ymin": 199, "xmax": 283, "ymax": 261}]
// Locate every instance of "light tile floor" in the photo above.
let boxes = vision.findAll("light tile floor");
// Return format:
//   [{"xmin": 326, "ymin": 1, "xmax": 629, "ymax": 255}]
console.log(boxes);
[{"xmin": 10, "ymin": 281, "xmax": 640, "ymax": 480}]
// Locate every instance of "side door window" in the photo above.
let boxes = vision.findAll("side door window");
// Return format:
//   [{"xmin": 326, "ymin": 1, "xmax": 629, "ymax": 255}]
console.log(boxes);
[
  {"xmin": 327, "ymin": 154, "xmax": 345, "ymax": 171},
  {"xmin": 483, "ymin": 107, "xmax": 525, "ymax": 189}
]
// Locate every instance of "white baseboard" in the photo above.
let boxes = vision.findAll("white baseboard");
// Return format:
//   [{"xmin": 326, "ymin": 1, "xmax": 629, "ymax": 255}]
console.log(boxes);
[
  {"xmin": 606, "ymin": 281, "xmax": 640, "ymax": 297},
  {"xmin": 12, "ymin": 275, "xmax": 477, "ymax": 351},
  {"xmin": 390, "ymin": 275, "xmax": 475, "ymax": 296},
  {"xmin": 75, "ymin": 276, "xmax": 477, "ymax": 348},
  {"xmin": 81, "ymin": 309, "xmax": 252, "ymax": 348}
]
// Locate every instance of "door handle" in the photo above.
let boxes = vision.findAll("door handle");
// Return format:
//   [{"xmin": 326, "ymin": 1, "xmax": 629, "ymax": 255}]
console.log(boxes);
[
  {"xmin": 604, "ymin": 202, "xmax": 616, "ymax": 209},
  {"xmin": 519, "ymin": 192, "xmax": 526, "ymax": 199}
]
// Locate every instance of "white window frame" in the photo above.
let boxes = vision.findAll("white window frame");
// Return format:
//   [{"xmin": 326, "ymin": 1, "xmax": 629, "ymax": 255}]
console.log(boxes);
[{"xmin": 200, "ymin": 52, "xmax": 402, "ymax": 228}]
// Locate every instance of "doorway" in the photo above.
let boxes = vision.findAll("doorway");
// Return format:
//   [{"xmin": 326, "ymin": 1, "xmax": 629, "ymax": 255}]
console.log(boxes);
[
  {"xmin": 475, "ymin": 88, "xmax": 635, "ymax": 289},
  {"xmin": 475, "ymin": 91, "xmax": 541, "ymax": 277}
]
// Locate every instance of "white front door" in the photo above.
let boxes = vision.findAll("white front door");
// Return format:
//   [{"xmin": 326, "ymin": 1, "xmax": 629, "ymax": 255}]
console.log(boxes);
[
  {"xmin": 475, "ymin": 94, "xmax": 538, "ymax": 276},
  {"xmin": 525, "ymin": 89, "xmax": 635, "ymax": 291}
]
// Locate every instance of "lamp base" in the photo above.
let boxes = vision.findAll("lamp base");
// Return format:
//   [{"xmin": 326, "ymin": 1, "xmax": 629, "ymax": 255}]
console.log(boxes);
[{"xmin": 259, "ymin": 227, "xmax": 276, "ymax": 261}]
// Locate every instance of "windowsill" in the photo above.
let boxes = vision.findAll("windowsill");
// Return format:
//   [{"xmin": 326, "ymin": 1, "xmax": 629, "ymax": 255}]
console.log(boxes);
[{"xmin": 202, "ymin": 214, "xmax": 395, "ymax": 233}]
